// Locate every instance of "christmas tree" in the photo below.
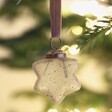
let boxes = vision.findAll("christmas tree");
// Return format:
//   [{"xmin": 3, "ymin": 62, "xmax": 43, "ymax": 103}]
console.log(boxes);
[{"xmin": 0, "ymin": 0, "xmax": 111, "ymax": 112}]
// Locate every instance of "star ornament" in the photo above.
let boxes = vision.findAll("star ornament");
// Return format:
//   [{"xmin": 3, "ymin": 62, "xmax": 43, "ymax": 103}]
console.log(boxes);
[{"xmin": 32, "ymin": 50, "xmax": 81, "ymax": 104}]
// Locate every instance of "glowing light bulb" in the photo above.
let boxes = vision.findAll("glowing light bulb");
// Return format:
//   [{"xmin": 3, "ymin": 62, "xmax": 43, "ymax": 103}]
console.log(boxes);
[
  {"xmin": 105, "ymin": 28, "xmax": 112, "ymax": 35},
  {"xmin": 69, "ymin": 45, "xmax": 80, "ymax": 55},
  {"xmin": 48, "ymin": 109, "xmax": 58, "ymax": 112},
  {"xmin": 66, "ymin": 108, "xmax": 80, "ymax": 112},
  {"xmin": 86, "ymin": 18, "xmax": 97, "ymax": 29},
  {"xmin": 61, "ymin": 45, "xmax": 69, "ymax": 51},
  {"xmin": 74, "ymin": 109, "xmax": 80, "ymax": 112},
  {"xmin": 71, "ymin": 26, "xmax": 83, "ymax": 35},
  {"xmin": 86, "ymin": 108, "xmax": 97, "ymax": 112}
]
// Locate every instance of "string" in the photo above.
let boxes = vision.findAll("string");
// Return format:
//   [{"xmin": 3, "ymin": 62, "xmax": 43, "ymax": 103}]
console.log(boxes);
[
  {"xmin": 50, "ymin": 0, "xmax": 61, "ymax": 38},
  {"xmin": 50, "ymin": 0, "xmax": 62, "ymax": 49}
]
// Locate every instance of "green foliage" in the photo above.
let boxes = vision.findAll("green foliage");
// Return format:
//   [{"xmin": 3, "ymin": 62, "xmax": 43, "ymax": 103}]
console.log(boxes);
[
  {"xmin": 0, "ymin": 0, "xmax": 86, "ymax": 68},
  {"xmin": 76, "ymin": 16, "xmax": 112, "ymax": 53}
]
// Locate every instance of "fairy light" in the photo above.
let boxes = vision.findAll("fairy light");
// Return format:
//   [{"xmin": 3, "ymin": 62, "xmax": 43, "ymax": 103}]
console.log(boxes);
[
  {"xmin": 48, "ymin": 109, "xmax": 58, "ymax": 112},
  {"xmin": 71, "ymin": 26, "xmax": 83, "ymax": 35},
  {"xmin": 105, "ymin": 28, "xmax": 112, "ymax": 35},
  {"xmin": 61, "ymin": 45, "xmax": 69, "ymax": 51},
  {"xmin": 70, "ymin": 0, "xmax": 106, "ymax": 18},
  {"xmin": 86, "ymin": 18, "xmax": 97, "ymax": 29},
  {"xmin": 61, "ymin": 44, "xmax": 80, "ymax": 56},
  {"xmin": 62, "ymin": 0, "xmax": 112, "ymax": 18},
  {"xmin": 68, "ymin": 45, "xmax": 80, "ymax": 55},
  {"xmin": 86, "ymin": 108, "xmax": 97, "ymax": 112},
  {"xmin": 73, "ymin": 109, "xmax": 80, "ymax": 112},
  {"xmin": 64, "ymin": 108, "xmax": 99, "ymax": 112},
  {"xmin": 66, "ymin": 108, "xmax": 80, "ymax": 112}
]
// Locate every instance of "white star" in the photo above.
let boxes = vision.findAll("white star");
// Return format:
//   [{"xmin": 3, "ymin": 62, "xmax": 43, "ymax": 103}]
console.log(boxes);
[{"xmin": 33, "ymin": 58, "xmax": 81, "ymax": 104}]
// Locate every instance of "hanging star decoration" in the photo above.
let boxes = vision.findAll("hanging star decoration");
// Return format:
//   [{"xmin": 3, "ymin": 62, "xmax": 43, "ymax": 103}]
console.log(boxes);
[
  {"xmin": 33, "ymin": 50, "xmax": 81, "ymax": 104},
  {"xmin": 32, "ymin": 0, "xmax": 81, "ymax": 104}
]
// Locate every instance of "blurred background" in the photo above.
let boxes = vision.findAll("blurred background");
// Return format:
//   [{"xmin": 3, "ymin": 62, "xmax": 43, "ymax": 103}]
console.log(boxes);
[{"xmin": 0, "ymin": 0, "xmax": 112, "ymax": 112}]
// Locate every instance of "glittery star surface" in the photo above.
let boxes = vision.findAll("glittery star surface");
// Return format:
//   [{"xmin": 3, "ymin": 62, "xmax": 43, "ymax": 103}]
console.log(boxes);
[{"xmin": 32, "ymin": 58, "xmax": 81, "ymax": 104}]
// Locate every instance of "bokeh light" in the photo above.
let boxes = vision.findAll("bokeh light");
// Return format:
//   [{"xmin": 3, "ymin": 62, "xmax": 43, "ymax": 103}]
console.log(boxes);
[
  {"xmin": 68, "ymin": 45, "xmax": 80, "ymax": 55},
  {"xmin": 61, "ymin": 45, "xmax": 69, "ymax": 50},
  {"xmin": 86, "ymin": 18, "xmax": 97, "ymax": 29},
  {"xmin": 74, "ymin": 109, "xmax": 80, "ymax": 112},
  {"xmin": 86, "ymin": 108, "xmax": 97, "ymax": 112},
  {"xmin": 71, "ymin": 26, "xmax": 83, "ymax": 35},
  {"xmin": 105, "ymin": 28, "xmax": 112, "ymax": 35},
  {"xmin": 70, "ymin": 0, "xmax": 112, "ymax": 19},
  {"xmin": 48, "ymin": 109, "xmax": 58, "ymax": 112}
]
